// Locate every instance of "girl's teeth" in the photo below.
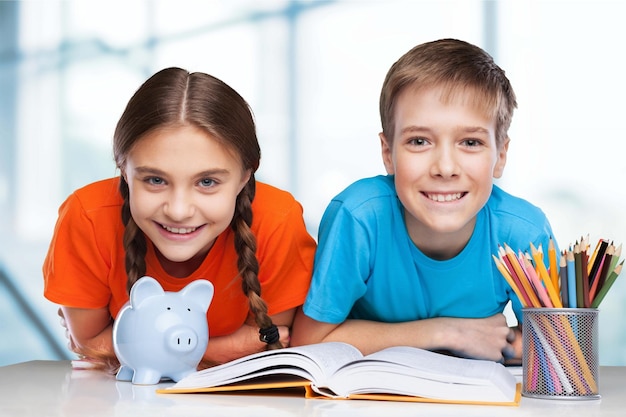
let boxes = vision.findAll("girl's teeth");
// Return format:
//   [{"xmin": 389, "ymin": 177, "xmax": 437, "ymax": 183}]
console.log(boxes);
[{"xmin": 163, "ymin": 225, "xmax": 197, "ymax": 234}]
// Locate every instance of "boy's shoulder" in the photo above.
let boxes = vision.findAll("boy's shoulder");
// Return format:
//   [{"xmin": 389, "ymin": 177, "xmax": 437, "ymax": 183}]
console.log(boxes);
[
  {"xmin": 487, "ymin": 185, "xmax": 547, "ymax": 223},
  {"xmin": 333, "ymin": 175, "xmax": 396, "ymax": 209}
]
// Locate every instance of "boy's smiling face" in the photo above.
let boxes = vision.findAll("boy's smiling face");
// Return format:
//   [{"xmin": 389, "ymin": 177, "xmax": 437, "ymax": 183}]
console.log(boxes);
[{"xmin": 380, "ymin": 85, "xmax": 508, "ymax": 260}]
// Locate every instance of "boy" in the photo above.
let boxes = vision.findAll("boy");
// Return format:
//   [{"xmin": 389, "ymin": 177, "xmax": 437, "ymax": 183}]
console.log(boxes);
[{"xmin": 291, "ymin": 39, "xmax": 555, "ymax": 363}]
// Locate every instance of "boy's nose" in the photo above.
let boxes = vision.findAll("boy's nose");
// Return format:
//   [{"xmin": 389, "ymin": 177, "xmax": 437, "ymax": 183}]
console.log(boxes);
[{"xmin": 431, "ymin": 147, "xmax": 459, "ymax": 178}]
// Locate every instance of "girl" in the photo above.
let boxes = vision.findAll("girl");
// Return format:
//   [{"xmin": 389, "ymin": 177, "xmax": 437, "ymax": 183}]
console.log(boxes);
[{"xmin": 43, "ymin": 67, "xmax": 316, "ymax": 371}]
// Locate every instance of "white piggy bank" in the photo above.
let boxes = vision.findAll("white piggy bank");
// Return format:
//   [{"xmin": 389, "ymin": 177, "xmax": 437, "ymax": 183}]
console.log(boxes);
[{"xmin": 113, "ymin": 276, "xmax": 214, "ymax": 385}]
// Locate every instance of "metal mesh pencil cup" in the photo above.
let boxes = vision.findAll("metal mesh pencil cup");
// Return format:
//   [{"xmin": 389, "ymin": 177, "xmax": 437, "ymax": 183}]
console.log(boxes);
[{"xmin": 522, "ymin": 308, "xmax": 600, "ymax": 400}]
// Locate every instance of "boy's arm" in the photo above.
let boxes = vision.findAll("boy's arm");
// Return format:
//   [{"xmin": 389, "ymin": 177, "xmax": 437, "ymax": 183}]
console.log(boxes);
[{"xmin": 291, "ymin": 308, "xmax": 520, "ymax": 362}]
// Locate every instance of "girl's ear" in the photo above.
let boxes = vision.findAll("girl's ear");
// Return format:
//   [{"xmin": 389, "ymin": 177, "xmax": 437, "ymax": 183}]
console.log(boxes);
[
  {"xmin": 493, "ymin": 137, "xmax": 510, "ymax": 179},
  {"xmin": 119, "ymin": 165, "xmax": 127, "ymax": 182},
  {"xmin": 237, "ymin": 169, "xmax": 252, "ymax": 194},
  {"xmin": 379, "ymin": 132, "xmax": 395, "ymax": 175}
]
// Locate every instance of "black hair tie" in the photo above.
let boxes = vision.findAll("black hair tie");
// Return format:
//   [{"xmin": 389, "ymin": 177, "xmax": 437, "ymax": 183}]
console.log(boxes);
[{"xmin": 259, "ymin": 325, "xmax": 280, "ymax": 344}]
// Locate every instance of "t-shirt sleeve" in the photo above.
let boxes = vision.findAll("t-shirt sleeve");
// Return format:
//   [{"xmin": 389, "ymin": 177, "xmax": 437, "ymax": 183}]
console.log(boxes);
[
  {"xmin": 303, "ymin": 200, "xmax": 371, "ymax": 323},
  {"xmin": 42, "ymin": 193, "xmax": 112, "ymax": 308},
  {"xmin": 255, "ymin": 198, "xmax": 317, "ymax": 316}
]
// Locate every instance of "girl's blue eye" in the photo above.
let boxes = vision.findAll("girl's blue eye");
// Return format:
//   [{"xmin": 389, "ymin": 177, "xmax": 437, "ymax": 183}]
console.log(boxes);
[
  {"xmin": 147, "ymin": 177, "xmax": 164, "ymax": 185},
  {"xmin": 200, "ymin": 178, "xmax": 215, "ymax": 187}
]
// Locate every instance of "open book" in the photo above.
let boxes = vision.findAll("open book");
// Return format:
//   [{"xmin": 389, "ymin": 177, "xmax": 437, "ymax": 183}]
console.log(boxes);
[{"xmin": 158, "ymin": 342, "xmax": 521, "ymax": 405}]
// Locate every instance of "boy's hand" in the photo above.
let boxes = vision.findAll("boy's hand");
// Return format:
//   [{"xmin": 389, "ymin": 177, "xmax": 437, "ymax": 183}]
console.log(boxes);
[{"xmin": 446, "ymin": 313, "xmax": 520, "ymax": 362}]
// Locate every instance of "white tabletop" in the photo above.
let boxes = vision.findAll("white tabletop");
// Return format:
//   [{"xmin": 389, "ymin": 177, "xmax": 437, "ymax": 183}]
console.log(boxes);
[{"xmin": 0, "ymin": 360, "xmax": 623, "ymax": 416}]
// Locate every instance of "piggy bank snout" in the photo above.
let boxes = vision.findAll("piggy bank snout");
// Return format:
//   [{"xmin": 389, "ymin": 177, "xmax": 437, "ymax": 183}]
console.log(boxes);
[{"xmin": 166, "ymin": 327, "xmax": 199, "ymax": 353}]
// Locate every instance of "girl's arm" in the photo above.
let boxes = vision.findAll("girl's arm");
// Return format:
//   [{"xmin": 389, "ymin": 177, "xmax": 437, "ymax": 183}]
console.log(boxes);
[
  {"xmin": 63, "ymin": 306, "xmax": 297, "ymax": 369},
  {"xmin": 291, "ymin": 308, "xmax": 519, "ymax": 362},
  {"xmin": 60, "ymin": 306, "xmax": 114, "ymax": 353},
  {"xmin": 60, "ymin": 306, "xmax": 118, "ymax": 371},
  {"xmin": 199, "ymin": 308, "xmax": 295, "ymax": 367}
]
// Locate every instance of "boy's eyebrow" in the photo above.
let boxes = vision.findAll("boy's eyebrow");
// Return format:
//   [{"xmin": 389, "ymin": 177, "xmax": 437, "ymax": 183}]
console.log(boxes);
[
  {"xmin": 400, "ymin": 125, "xmax": 490, "ymax": 135},
  {"xmin": 461, "ymin": 126, "xmax": 490, "ymax": 134},
  {"xmin": 399, "ymin": 126, "xmax": 432, "ymax": 135}
]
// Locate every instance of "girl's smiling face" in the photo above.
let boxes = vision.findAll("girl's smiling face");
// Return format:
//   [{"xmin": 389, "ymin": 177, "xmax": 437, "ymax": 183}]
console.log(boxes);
[
  {"xmin": 380, "ymin": 85, "xmax": 508, "ymax": 259},
  {"xmin": 123, "ymin": 124, "xmax": 250, "ymax": 275}
]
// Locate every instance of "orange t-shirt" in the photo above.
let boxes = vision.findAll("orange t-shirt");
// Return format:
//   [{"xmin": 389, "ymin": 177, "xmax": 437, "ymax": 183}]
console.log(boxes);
[{"xmin": 43, "ymin": 177, "xmax": 316, "ymax": 337}]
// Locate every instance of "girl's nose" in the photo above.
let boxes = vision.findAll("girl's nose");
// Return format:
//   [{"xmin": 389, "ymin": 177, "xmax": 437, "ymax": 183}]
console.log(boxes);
[{"xmin": 163, "ymin": 190, "xmax": 195, "ymax": 220}]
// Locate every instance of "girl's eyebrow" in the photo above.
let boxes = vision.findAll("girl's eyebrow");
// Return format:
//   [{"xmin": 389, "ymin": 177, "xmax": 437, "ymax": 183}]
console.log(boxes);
[{"xmin": 134, "ymin": 166, "xmax": 231, "ymax": 177}]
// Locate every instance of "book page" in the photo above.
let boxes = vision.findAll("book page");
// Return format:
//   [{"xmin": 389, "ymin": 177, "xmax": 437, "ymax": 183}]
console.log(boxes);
[
  {"xmin": 355, "ymin": 346, "xmax": 506, "ymax": 384},
  {"xmin": 166, "ymin": 342, "xmax": 363, "ymax": 390},
  {"xmin": 328, "ymin": 346, "xmax": 517, "ymax": 402}
]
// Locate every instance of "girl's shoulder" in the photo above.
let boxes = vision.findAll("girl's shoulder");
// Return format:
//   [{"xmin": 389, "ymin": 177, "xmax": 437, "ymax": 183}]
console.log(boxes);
[
  {"xmin": 70, "ymin": 177, "xmax": 123, "ymax": 211},
  {"xmin": 251, "ymin": 181, "xmax": 304, "ymax": 220}
]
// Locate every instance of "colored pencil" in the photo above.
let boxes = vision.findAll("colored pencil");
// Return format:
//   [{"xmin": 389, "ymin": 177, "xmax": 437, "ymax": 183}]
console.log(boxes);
[
  {"xmin": 492, "ymin": 255, "xmax": 530, "ymax": 308},
  {"xmin": 580, "ymin": 245, "xmax": 590, "ymax": 308},
  {"xmin": 574, "ymin": 244, "xmax": 584, "ymax": 308},
  {"xmin": 591, "ymin": 261, "xmax": 623, "ymax": 308},
  {"xmin": 595, "ymin": 243, "xmax": 615, "ymax": 293},
  {"xmin": 566, "ymin": 249, "xmax": 577, "ymax": 308},
  {"xmin": 504, "ymin": 244, "xmax": 541, "ymax": 308},
  {"xmin": 588, "ymin": 239, "xmax": 608, "ymax": 286},
  {"xmin": 560, "ymin": 252, "xmax": 569, "ymax": 308},
  {"xmin": 530, "ymin": 243, "xmax": 563, "ymax": 308},
  {"xmin": 548, "ymin": 238, "xmax": 559, "ymax": 293}
]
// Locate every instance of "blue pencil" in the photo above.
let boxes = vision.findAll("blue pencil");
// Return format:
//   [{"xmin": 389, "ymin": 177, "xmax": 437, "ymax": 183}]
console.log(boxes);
[
  {"xmin": 567, "ymin": 249, "xmax": 577, "ymax": 308},
  {"xmin": 560, "ymin": 253, "xmax": 569, "ymax": 308}
]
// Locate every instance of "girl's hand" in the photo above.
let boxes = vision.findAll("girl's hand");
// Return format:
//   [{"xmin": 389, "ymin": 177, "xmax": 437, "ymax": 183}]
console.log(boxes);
[{"xmin": 58, "ymin": 307, "xmax": 79, "ymax": 353}]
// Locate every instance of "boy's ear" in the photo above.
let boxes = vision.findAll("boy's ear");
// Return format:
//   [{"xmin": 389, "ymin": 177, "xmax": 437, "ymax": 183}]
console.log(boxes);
[
  {"xmin": 493, "ymin": 137, "xmax": 510, "ymax": 179},
  {"xmin": 379, "ymin": 132, "xmax": 395, "ymax": 175}
]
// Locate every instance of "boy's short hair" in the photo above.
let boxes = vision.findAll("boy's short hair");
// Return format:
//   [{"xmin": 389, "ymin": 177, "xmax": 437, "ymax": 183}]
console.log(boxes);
[{"xmin": 379, "ymin": 38, "xmax": 517, "ymax": 146}]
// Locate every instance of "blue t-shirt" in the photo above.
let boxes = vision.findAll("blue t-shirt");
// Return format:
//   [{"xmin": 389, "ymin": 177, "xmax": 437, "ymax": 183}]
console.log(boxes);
[{"xmin": 303, "ymin": 175, "xmax": 555, "ymax": 324}]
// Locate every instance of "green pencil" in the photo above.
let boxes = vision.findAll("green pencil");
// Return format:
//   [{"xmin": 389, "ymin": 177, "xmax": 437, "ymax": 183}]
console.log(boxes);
[{"xmin": 591, "ymin": 261, "xmax": 623, "ymax": 308}]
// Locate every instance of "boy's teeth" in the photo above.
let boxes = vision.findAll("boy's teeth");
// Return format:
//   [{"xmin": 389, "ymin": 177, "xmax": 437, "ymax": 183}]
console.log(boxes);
[
  {"xmin": 163, "ymin": 225, "xmax": 197, "ymax": 234},
  {"xmin": 427, "ymin": 193, "xmax": 462, "ymax": 202}
]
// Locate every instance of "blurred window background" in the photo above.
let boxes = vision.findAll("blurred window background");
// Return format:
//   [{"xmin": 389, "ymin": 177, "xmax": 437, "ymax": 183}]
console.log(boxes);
[{"xmin": 1, "ymin": 0, "xmax": 625, "ymax": 366}]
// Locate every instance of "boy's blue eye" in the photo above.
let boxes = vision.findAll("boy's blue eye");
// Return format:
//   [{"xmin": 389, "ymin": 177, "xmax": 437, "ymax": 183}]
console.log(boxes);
[{"xmin": 409, "ymin": 137, "xmax": 427, "ymax": 146}]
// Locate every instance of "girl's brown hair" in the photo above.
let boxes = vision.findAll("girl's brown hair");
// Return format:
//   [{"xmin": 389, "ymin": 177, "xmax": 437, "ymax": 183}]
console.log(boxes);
[{"xmin": 113, "ymin": 67, "xmax": 281, "ymax": 350}]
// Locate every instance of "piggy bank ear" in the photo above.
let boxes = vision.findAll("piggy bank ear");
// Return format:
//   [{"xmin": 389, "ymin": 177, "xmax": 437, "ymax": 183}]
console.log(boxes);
[
  {"xmin": 129, "ymin": 276, "xmax": 164, "ymax": 307},
  {"xmin": 180, "ymin": 279, "xmax": 214, "ymax": 313}
]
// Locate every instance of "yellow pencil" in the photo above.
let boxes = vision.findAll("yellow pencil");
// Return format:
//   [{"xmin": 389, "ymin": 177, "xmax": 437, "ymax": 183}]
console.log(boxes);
[
  {"xmin": 548, "ymin": 238, "xmax": 559, "ymax": 292},
  {"xmin": 492, "ymin": 255, "xmax": 529, "ymax": 308},
  {"xmin": 504, "ymin": 244, "xmax": 541, "ymax": 308},
  {"xmin": 530, "ymin": 243, "xmax": 563, "ymax": 308}
]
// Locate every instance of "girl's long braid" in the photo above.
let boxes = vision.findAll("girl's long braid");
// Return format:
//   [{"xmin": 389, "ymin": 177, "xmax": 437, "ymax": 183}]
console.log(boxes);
[
  {"xmin": 119, "ymin": 177, "xmax": 147, "ymax": 294},
  {"xmin": 232, "ymin": 178, "xmax": 282, "ymax": 350}
]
